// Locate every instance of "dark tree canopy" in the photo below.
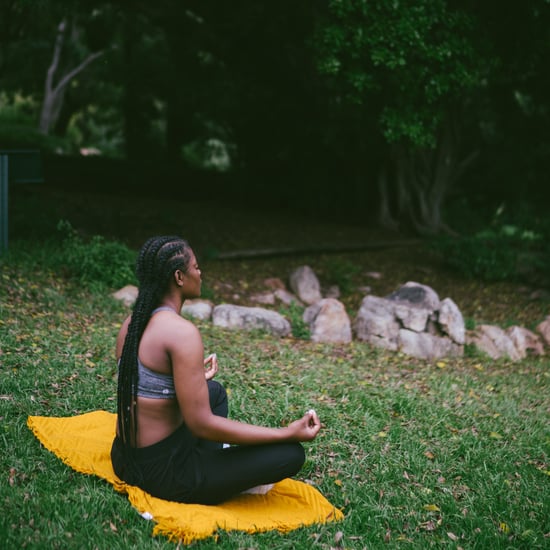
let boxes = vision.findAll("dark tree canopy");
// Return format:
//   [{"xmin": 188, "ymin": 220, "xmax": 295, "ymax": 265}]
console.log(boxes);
[{"xmin": 0, "ymin": 0, "xmax": 548, "ymax": 232}]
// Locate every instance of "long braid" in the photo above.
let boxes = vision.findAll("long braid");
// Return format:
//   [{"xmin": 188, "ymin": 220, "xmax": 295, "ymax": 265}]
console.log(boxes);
[{"xmin": 116, "ymin": 236, "xmax": 192, "ymax": 473}]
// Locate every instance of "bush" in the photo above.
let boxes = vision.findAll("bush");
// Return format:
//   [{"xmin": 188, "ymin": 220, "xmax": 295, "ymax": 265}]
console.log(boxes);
[
  {"xmin": 55, "ymin": 221, "xmax": 137, "ymax": 290},
  {"xmin": 433, "ymin": 203, "xmax": 550, "ymax": 284},
  {"xmin": 280, "ymin": 302, "xmax": 310, "ymax": 340},
  {"xmin": 325, "ymin": 258, "xmax": 361, "ymax": 294}
]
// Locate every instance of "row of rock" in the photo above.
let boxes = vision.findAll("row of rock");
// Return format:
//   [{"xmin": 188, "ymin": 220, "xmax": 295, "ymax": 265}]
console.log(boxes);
[{"xmin": 112, "ymin": 266, "xmax": 550, "ymax": 362}]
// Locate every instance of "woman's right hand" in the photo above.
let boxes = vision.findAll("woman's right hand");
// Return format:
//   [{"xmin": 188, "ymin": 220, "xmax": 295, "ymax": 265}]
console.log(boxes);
[{"xmin": 287, "ymin": 409, "xmax": 321, "ymax": 442}]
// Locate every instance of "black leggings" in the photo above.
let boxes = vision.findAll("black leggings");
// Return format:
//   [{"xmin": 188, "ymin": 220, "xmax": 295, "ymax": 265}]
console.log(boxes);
[{"xmin": 111, "ymin": 381, "xmax": 305, "ymax": 504}]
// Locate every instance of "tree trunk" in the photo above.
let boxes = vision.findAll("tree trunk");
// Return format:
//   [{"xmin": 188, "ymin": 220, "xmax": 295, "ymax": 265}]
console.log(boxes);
[
  {"xmin": 377, "ymin": 114, "xmax": 478, "ymax": 235},
  {"xmin": 39, "ymin": 19, "xmax": 103, "ymax": 136}
]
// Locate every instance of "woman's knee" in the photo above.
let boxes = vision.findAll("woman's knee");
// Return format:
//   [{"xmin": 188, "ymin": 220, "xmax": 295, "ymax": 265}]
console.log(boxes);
[{"xmin": 283, "ymin": 442, "xmax": 306, "ymax": 473}]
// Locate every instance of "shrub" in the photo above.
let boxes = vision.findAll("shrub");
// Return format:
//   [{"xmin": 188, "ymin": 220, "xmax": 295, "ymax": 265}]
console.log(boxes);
[
  {"xmin": 433, "ymin": 203, "xmax": 550, "ymax": 284},
  {"xmin": 325, "ymin": 259, "xmax": 361, "ymax": 294},
  {"xmin": 55, "ymin": 221, "xmax": 137, "ymax": 290},
  {"xmin": 280, "ymin": 302, "xmax": 310, "ymax": 340}
]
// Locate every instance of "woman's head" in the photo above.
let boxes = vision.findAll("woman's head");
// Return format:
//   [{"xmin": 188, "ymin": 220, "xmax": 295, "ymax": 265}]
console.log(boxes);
[{"xmin": 136, "ymin": 235, "xmax": 193, "ymax": 293}]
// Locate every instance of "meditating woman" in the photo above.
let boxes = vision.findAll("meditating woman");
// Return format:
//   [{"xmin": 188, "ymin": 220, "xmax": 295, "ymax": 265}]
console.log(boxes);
[{"xmin": 111, "ymin": 235, "xmax": 321, "ymax": 504}]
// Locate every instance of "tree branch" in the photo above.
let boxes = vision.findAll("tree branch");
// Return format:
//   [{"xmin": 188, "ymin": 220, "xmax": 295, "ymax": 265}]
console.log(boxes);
[
  {"xmin": 45, "ymin": 19, "xmax": 67, "ymax": 95},
  {"xmin": 53, "ymin": 49, "xmax": 104, "ymax": 96}
]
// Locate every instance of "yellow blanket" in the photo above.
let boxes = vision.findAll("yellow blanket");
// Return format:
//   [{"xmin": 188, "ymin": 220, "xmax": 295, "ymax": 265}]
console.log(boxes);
[{"xmin": 27, "ymin": 411, "xmax": 343, "ymax": 544}]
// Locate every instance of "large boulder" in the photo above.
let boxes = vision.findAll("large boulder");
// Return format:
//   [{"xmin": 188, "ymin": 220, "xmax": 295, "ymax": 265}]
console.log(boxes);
[
  {"xmin": 399, "ymin": 330, "xmax": 462, "ymax": 360},
  {"xmin": 112, "ymin": 285, "xmax": 138, "ymax": 307},
  {"xmin": 465, "ymin": 324, "xmax": 522, "ymax": 361},
  {"xmin": 536, "ymin": 316, "xmax": 550, "ymax": 346},
  {"xmin": 354, "ymin": 282, "xmax": 464, "ymax": 360},
  {"xmin": 212, "ymin": 304, "xmax": 291, "ymax": 337},
  {"xmin": 506, "ymin": 326, "xmax": 545, "ymax": 358},
  {"xmin": 181, "ymin": 299, "xmax": 214, "ymax": 321},
  {"xmin": 303, "ymin": 298, "xmax": 352, "ymax": 344},
  {"xmin": 353, "ymin": 295, "xmax": 400, "ymax": 351},
  {"xmin": 438, "ymin": 298, "xmax": 465, "ymax": 345},
  {"xmin": 289, "ymin": 266, "xmax": 322, "ymax": 305},
  {"xmin": 387, "ymin": 281, "xmax": 441, "ymax": 311}
]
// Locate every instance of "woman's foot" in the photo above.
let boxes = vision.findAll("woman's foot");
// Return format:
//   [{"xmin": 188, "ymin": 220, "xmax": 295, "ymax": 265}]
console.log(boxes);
[{"xmin": 241, "ymin": 483, "xmax": 274, "ymax": 495}]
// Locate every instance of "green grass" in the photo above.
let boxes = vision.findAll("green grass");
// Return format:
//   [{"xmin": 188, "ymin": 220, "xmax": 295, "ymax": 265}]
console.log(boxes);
[{"xmin": 1, "ymin": 245, "xmax": 549, "ymax": 549}]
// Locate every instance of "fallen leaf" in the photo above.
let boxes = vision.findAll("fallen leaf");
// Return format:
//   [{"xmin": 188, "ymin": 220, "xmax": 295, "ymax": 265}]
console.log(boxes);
[
  {"xmin": 423, "ymin": 504, "xmax": 440, "ymax": 512},
  {"xmin": 447, "ymin": 532, "xmax": 459, "ymax": 541}
]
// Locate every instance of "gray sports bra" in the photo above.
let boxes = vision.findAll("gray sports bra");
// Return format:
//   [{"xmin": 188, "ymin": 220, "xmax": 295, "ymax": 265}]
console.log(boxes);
[{"xmin": 136, "ymin": 306, "xmax": 176, "ymax": 399}]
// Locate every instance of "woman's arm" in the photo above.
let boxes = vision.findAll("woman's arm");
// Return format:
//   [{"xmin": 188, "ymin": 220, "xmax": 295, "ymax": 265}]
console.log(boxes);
[{"xmin": 168, "ymin": 320, "xmax": 321, "ymax": 445}]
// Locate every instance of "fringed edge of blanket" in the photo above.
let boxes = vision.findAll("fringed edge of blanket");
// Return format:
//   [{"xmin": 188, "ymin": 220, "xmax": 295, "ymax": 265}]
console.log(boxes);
[
  {"xmin": 151, "ymin": 505, "xmax": 345, "ymax": 544},
  {"xmin": 26, "ymin": 415, "xmax": 127, "ymax": 493}
]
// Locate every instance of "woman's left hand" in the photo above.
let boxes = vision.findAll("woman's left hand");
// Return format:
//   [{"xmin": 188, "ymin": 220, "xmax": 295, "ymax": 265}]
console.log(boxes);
[{"xmin": 203, "ymin": 353, "xmax": 218, "ymax": 380}]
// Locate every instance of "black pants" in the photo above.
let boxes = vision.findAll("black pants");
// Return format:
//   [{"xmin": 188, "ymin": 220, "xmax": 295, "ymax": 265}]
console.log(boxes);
[{"xmin": 111, "ymin": 381, "xmax": 305, "ymax": 504}]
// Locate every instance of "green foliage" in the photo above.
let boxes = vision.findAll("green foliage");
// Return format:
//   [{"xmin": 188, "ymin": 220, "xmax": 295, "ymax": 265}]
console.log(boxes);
[
  {"xmin": 280, "ymin": 302, "xmax": 311, "ymax": 340},
  {"xmin": 53, "ymin": 220, "xmax": 137, "ymax": 290},
  {"xmin": 434, "ymin": 202, "xmax": 550, "ymax": 283},
  {"xmin": 315, "ymin": 0, "xmax": 488, "ymax": 147},
  {"xmin": 325, "ymin": 258, "xmax": 361, "ymax": 294},
  {"xmin": 433, "ymin": 232, "xmax": 519, "ymax": 282}
]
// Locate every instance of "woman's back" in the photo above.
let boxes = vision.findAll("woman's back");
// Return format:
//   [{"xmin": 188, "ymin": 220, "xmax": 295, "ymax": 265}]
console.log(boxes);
[{"xmin": 117, "ymin": 309, "xmax": 193, "ymax": 447}]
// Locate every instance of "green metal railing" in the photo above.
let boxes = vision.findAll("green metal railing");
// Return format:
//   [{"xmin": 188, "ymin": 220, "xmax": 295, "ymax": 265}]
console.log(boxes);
[{"xmin": 0, "ymin": 150, "xmax": 44, "ymax": 253}]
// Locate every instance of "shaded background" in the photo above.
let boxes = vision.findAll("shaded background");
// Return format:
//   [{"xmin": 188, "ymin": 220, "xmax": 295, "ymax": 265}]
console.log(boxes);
[{"xmin": 1, "ymin": 0, "xmax": 549, "ymax": 243}]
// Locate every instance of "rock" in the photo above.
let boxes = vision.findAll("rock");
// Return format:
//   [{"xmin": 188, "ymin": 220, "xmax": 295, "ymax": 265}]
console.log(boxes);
[
  {"xmin": 506, "ymin": 326, "xmax": 545, "ymax": 357},
  {"xmin": 466, "ymin": 328, "xmax": 500, "ymax": 359},
  {"xmin": 353, "ymin": 295, "xmax": 400, "ymax": 350},
  {"xmin": 466, "ymin": 324, "xmax": 522, "ymax": 361},
  {"xmin": 264, "ymin": 277, "xmax": 286, "ymax": 290},
  {"xmin": 181, "ymin": 299, "xmax": 213, "ymax": 321},
  {"xmin": 357, "ymin": 285, "xmax": 372, "ymax": 295},
  {"xmin": 274, "ymin": 289, "xmax": 302, "ymax": 306},
  {"xmin": 393, "ymin": 303, "xmax": 430, "ymax": 332},
  {"xmin": 303, "ymin": 298, "xmax": 352, "ymax": 344},
  {"xmin": 398, "ymin": 329, "xmax": 463, "ymax": 360},
  {"xmin": 112, "ymin": 285, "xmax": 138, "ymax": 307},
  {"xmin": 438, "ymin": 298, "xmax": 466, "ymax": 345},
  {"xmin": 386, "ymin": 281, "xmax": 440, "ymax": 311},
  {"xmin": 212, "ymin": 304, "xmax": 291, "ymax": 337},
  {"xmin": 388, "ymin": 282, "xmax": 443, "ymax": 335},
  {"xmin": 354, "ymin": 282, "xmax": 465, "ymax": 359},
  {"xmin": 536, "ymin": 316, "xmax": 550, "ymax": 346},
  {"xmin": 289, "ymin": 265, "xmax": 322, "ymax": 305},
  {"xmin": 249, "ymin": 292, "xmax": 276, "ymax": 305}
]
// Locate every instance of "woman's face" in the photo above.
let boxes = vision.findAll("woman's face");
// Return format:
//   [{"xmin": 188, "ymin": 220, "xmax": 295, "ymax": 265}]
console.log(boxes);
[{"xmin": 181, "ymin": 250, "xmax": 202, "ymax": 298}]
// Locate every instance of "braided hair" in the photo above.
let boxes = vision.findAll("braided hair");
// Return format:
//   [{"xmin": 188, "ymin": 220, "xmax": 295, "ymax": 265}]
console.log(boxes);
[{"xmin": 116, "ymin": 236, "xmax": 192, "ymax": 455}]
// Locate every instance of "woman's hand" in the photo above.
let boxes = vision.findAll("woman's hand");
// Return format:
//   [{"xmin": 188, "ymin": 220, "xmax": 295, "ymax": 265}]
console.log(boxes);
[
  {"xmin": 287, "ymin": 409, "xmax": 321, "ymax": 442},
  {"xmin": 203, "ymin": 353, "xmax": 218, "ymax": 380}
]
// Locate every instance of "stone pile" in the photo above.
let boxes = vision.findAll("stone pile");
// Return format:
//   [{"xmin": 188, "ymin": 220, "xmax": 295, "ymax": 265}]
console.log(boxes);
[{"xmin": 112, "ymin": 265, "xmax": 548, "ymax": 362}]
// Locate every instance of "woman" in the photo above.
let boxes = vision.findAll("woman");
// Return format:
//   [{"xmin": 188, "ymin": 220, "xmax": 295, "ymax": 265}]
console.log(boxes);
[{"xmin": 111, "ymin": 235, "xmax": 321, "ymax": 504}]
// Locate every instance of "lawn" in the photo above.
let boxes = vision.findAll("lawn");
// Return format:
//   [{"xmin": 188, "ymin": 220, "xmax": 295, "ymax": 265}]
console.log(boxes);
[
  {"xmin": 1, "ymin": 189, "xmax": 549, "ymax": 548},
  {"xmin": 0, "ymin": 189, "xmax": 550, "ymax": 550}
]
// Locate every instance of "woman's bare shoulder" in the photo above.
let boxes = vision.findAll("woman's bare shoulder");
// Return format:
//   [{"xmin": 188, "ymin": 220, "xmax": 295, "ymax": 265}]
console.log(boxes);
[{"xmin": 151, "ymin": 311, "xmax": 201, "ymax": 339}]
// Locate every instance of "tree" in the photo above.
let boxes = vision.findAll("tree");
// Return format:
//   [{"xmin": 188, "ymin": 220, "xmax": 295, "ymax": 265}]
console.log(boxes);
[
  {"xmin": 39, "ymin": 17, "xmax": 104, "ymax": 135},
  {"xmin": 314, "ymin": 0, "xmax": 490, "ymax": 233}
]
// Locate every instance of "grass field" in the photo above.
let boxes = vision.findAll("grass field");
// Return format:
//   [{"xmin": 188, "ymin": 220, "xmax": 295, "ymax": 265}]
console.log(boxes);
[{"xmin": 1, "ymin": 242, "xmax": 549, "ymax": 549}]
